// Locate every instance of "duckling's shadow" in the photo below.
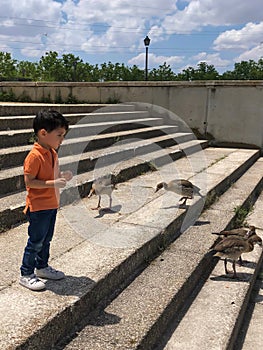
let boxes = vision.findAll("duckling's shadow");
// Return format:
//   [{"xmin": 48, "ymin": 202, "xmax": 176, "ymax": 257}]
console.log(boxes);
[
  {"xmin": 210, "ymin": 272, "xmax": 253, "ymax": 282},
  {"xmin": 193, "ymin": 220, "xmax": 211, "ymax": 226},
  {"xmin": 239, "ymin": 261, "xmax": 257, "ymax": 270},
  {"xmin": 86, "ymin": 310, "xmax": 121, "ymax": 326},
  {"xmin": 94, "ymin": 204, "xmax": 122, "ymax": 218},
  {"xmin": 162, "ymin": 203, "xmax": 189, "ymax": 210}
]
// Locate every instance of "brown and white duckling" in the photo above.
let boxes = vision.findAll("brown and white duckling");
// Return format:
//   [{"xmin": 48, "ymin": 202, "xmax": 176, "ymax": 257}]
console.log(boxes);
[
  {"xmin": 211, "ymin": 234, "xmax": 262, "ymax": 278},
  {"xmin": 155, "ymin": 179, "xmax": 203, "ymax": 205},
  {"xmin": 88, "ymin": 176, "xmax": 116, "ymax": 211},
  {"xmin": 213, "ymin": 225, "xmax": 256, "ymax": 239},
  {"xmin": 211, "ymin": 225, "xmax": 257, "ymax": 264}
]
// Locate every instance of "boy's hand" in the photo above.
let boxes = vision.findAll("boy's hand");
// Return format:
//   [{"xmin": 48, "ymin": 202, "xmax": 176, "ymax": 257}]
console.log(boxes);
[
  {"xmin": 54, "ymin": 178, "xmax": 67, "ymax": 188},
  {"xmin": 60, "ymin": 170, "xmax": 73, "ymax": 181}
]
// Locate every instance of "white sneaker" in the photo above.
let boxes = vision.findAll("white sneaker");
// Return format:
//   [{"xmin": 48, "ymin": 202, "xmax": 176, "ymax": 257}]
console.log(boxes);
[
  {"xmin": 19, "ymin": 274, "xmax": 46, "ymax": 291},
  {"xmin": 36, "ymin": 266, "xmax": 65, "ymax": 280}
]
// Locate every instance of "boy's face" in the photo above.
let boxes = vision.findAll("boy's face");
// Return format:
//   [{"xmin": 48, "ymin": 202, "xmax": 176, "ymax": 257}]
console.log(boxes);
[{"xmin": 38, "ymin": 127, "xmax": 67, "ymax": 149}]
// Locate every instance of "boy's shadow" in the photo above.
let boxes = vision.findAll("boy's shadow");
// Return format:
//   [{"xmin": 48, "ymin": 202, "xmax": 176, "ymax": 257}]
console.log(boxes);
[
  {"xmin": 45, "ymin": 275, "xmax": 122, "ymax": 329},
  {"xmin": 45, "ymin": 275, "xmax": 94, "ymax": 296}
]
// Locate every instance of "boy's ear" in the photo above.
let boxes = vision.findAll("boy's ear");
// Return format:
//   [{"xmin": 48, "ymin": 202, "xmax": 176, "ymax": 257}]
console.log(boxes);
[{"xmin": 39, "ymin": 128, "xmax": 48, "ymax": 137}]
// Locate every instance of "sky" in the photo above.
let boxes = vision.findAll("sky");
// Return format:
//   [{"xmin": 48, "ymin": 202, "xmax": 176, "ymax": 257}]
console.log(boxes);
[{"xmin": 1, "ymin": 0, "xmax": 263, "ymax": 74}]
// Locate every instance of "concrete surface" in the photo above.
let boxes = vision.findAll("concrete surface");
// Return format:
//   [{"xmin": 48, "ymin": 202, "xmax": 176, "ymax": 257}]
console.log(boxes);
[
  {"xmin": 0, "ymin": 148, "xmax": 262, "ymax": 349},
  {"xmin": 57, "ymin": 156, "xmax": 263, "ymax": 350}
]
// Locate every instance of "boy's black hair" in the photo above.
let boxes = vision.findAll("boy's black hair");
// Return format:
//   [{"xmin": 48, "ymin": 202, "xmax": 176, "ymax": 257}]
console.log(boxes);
[{"xmin": 33, "ymin": 109, "xmax": 69, "ymax": 134}]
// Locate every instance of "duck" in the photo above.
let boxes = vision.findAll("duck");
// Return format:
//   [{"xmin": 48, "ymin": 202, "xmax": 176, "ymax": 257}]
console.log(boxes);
[
  {"xmin": 155, "ymin": 179, "xmax": 203, "ymax": 205},
  {"xmin": 211, "ymin": 234, "xmax": 262, "ymax": 278},
  {"xmin": 211, "ymin": 225, "xmax": 257, "ymax": 264},
  {"xmin": 88, "ymin": 176, "xmax": 116, "ymax": 211}
]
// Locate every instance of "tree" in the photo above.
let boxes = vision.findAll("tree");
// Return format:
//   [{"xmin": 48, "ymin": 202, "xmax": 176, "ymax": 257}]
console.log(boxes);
[
  {"xmin": 37, "ymin": 51, "xmax": 64, "ymax": 81},
  {"xmin": 177, "ymin": 62, "xmax": 219, "ymax": 81},
  {"xmin": 0, "ymin": 52, "xmax": 17, "ymax": 80},
  {"xmin": 61, "ymin": 54, "xmax": 85, "ymax": 81},
  {"xmin": 128, "ymin": 65, "xmax": 144, "ymax": 81},
  {"xmin": 148, "ymin": 62, "xmax": 175, "ymax": 81},
  {"xmin": 16, "ymin": 60, "xmax": 38, "ymax": 81},
  {"xmin": 1, "ymin": 50, "xmax": 263, "ymax": 82},
  {"xmin": 223, "ymin": 59, "xmax": 263, "ymax": 80}
]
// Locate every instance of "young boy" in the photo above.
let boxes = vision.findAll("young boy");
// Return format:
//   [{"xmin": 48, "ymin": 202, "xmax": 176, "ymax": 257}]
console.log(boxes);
[{"xmin": 20, "ymin": 109, "xmax": 73, "ymax": 291}]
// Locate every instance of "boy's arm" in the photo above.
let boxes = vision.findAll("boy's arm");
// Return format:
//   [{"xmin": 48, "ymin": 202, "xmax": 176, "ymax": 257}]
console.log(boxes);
[{"xmin": 24, "ymin": 173, "xmax": 67, "ymax": 189}]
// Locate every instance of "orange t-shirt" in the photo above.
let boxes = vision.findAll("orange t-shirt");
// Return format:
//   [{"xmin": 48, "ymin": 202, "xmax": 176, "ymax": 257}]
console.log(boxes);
[{"xmin": 23, "ymin": 142, "xmax": 60, "ymax": 213}]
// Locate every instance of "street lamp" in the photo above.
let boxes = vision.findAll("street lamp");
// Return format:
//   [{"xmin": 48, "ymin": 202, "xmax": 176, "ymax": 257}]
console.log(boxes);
[
  {"xmin": 144, "ymin": 35, "xmax": 151, "ymax": 81},
  {"xmin": 73, "ymin": 60, "xmax": 77, "ymax": 81}
]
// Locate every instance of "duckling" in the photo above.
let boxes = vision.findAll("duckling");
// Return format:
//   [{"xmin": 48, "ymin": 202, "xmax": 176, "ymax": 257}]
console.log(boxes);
[
  {"xmin": 212, "ymin": 225, "xmax": 256, "ymax": 239},
  {"xmin": 211, "ymin": 234, "xmax": 262, "ymax": 278},
  {"xmin": 88, "ymin": 176, "xmax": 116, "ymax": 211},
  {"xmin": 211, "ymin": 226, "xmax": 257, "ymax": 265},
  {"xmin": 155, "ymin": 179, "xmax": 203, "ymax": 205}
]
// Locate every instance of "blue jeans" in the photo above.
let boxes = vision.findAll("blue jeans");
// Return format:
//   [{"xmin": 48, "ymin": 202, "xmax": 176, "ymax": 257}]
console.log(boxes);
[{"xmin": 20, "ymin": 209, "xmax": 57, "ymax": 276}]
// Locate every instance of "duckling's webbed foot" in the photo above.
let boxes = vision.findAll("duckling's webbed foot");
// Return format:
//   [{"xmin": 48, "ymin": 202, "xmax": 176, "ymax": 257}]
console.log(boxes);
[
  {"xmin": 231, "ymin": 261, "xmax": 238, "ymax": 279},
  {"xmin": 91, "ymin": 206, "xmax": 101, "ymax": 210},
  {"xmin": 179, "ymin": 197, "xmax": 188, "ymax": 206}
]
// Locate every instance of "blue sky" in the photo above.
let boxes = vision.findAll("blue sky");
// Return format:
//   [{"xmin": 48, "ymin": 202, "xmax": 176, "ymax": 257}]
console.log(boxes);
[{"xmin": 1, "ymin": 0, "xmax": 263, "ymax": 74}]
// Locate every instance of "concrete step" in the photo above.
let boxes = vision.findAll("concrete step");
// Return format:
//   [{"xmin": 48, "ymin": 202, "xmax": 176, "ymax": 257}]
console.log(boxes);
[
  {"xmin": 236, "ymin": 272, "xmax": 263, "ymax": 350},
  {"xmin": 161, "ymin": 170, "xmax": 263, "ymax": 350},
  {"xmin": 0, "ymin": 138, "xmax": 208, "ymax": 231},
  {"xmin": 233, "ymin": 192, "xmax": 263, "ymax": 350},
  {"xmin": 66, "ymin": 117, "xmax": 163, "ymax": 139},
  {"xmin": 0, "ymin": 147, "xmax": 260, "ymax": 350},
  {"xmin": 57, "ymin": 157, "xmax": 263, "ymax": 350},
  {"xmin": 0, "ymin": 116, "xmax": 165, "ymax": 148},
  {"xmin": 0, "ymin": 126, "xmax": 185, "ymax": 170},
  {"xmin": 0, "ymin": 102, "xmax": 135, "ymax": 116},
  {"xmin": 0, "ymin": 110, "xmax": 152, "ymax": 131},
  {"xmin": 0, "ymin": 131, "xmax": 195, "ymax": 194}
]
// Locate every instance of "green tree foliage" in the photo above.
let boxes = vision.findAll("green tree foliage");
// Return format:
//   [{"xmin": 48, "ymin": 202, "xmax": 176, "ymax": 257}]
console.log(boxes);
[
  {"xmin": 128, "ymin": 65, "xmax": 145, "ymax": 81},
  {"xmin": 221, "ymin": 59, "xmax": 263, "ymax": 80},
  {"xmin": 148, "ymin": 62, "xmax": 175, "ymax": 81},
  {"xmin": 0, "ymin": 52, "xmax": 17, "ymax": 80},
  {"xmin": 1, "ymin": 50, "xmax": 263, "ymax": 82},
  {"xmin": 177, "ymin": 62, "xmax": 219, "ymax": 81},
  {"xmin": 38, "ymin": 51, "xmax": 64, "ymax": 81},
  {"xmin": 16, "ymin": 61, "xmax": 39, "ymax": 80}
]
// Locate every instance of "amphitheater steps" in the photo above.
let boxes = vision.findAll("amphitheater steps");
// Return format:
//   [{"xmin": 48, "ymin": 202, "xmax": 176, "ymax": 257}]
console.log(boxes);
[
  {"xmin": 232, "ymin": 191, "xmax": 263, "ymax": 350},
  {"xmin": 0, "ymin": 103, "xmax": 262, "ymax": 350},
  {"xmin": 0, "ymin": 104, "xmax": 208, "ymax": 231},
  {"xmin": 0, "ymin": 147, "xmax": 262, "ymax": 350}
]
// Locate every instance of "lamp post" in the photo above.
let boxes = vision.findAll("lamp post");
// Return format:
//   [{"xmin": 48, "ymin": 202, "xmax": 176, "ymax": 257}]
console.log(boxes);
[
  {"xmin": 144, "ymin": 35, "xmax": 151, "ymax": 81},
  {"xmin": 73, "ymin": 60, "xmax": 77, "ymax": 81}
]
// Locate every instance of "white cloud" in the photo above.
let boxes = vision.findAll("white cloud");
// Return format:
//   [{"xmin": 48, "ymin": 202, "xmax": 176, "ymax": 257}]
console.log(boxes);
[
  {"xmin": 192, "ymin": 52, "xmax": 231, "ymax": 68},
  {"xmin": 128, "ymin": 52, "xmax": 183, "ymax": 69},
  {"xmin": 235, "ymin": 44, "xmax": 263, "ymax": 62},
  {"xmin": 214, "ymin": 22, "xmax": 263, "ymax": 51},
  {"xmin": 161, "ymin": 0, "xmax": 263, "ymax": 34}
]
